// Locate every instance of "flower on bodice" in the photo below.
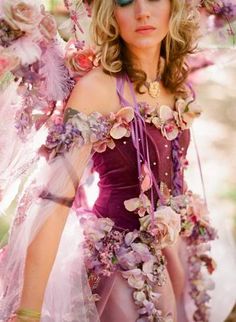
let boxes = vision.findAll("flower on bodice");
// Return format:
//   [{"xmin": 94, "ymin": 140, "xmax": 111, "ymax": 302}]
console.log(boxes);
[
  {"xmin": 124, "ymin": 194, "xmax": 151, "ymax": 217},
  {"xmin": 124, "ymin": 193, "xmax": 181, "ymax": 248},
  {"xmin": 138, "ymin": 96, "xmax": 201, "ymax": 141},
  {"xmin": 174, "ymin": 97, "xmax": 202, "ymax": 130},
  {"xmin": 139, "ymin": 206, "xmax": 181, "ymax": 249},
  {"xmin": 158, "ymin": 105, "xmax": 179, "ymax": 140},
  {"xmin": 92, "ymin": 106, "xmax": 134, "ymax": 153}
]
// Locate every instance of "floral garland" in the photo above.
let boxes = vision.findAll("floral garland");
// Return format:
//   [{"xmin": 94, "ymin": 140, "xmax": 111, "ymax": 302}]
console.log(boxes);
[
  {"xmin": 78, "ymin": 181, "xmax": 217, "ymax": 322},
  {"xmin": 0, "ymin": 0, "xmax": 74, "ymax": 141},
  {"xmin": 39, "ymin": 106, "xmax": 135, "ymax": 160},
  {"xmin": 80, "ymin": 214, "xmax": 173, "ymax": 322},
  {"xmin": 138, "ymin": 98, "xmax": 202, "ymax": 141},
  {"xmin": 124, "ymin": 181, "xmax": 217, "ymax": 322}
]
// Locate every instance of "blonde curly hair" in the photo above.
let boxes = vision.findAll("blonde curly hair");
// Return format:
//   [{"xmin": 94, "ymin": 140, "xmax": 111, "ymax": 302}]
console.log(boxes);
[{"xmin": 90, "ymin": 0, "xmax": 200, "ymax": 97}]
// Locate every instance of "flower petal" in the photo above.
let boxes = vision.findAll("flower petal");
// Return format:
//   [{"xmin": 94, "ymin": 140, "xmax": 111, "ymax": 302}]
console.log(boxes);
[
  {"xmin": 116, "ymin": 106, "xmax": 134, "ymax": 122},
  {"xmin": 124, "ymin": 198, "xmax": 140, "ymax": 212},
  {"xmin": 159, "ymin": 105, "xmax": 174, "ymax": 122},
  {"xmin": 110, "ymin": 124, "xmax": 127, "ymax": 139}
]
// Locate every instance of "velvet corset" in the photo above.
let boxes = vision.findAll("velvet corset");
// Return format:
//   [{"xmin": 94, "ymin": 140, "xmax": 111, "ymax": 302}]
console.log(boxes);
[{"xmin": 92, "ymin": 77, "xmax": 191, "ymax": 231}]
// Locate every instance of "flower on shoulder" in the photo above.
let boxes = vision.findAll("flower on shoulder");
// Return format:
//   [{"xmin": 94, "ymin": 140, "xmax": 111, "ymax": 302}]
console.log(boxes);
[
  {"xmin": 158, "ymin": 105, "xmax": 179, "ymax": 140},
  {"xmin": 39, "ymin": 121, "xmax": 84, "ymax": 161},
  {"xmin": 109, "ymin": 106, "xmax": 134, "ymax": 139},
  {"xmin": 65, "ymin": 41, "xmax": 97, "ymax": 78},
  {"xmin": 2, "ymin": 0, "xmax": 40, "ymax": 33},
  {"xmin": 175, "ymin": 97, "xmax": 202, "ymax": 130},
  {"xmin": 122, "ymin": 268, "xmax": 145, "ymax": 290},
  {"xmin": 140, "ymin": 206, "xmax": 181, "ymax": 248},
  {"xmin": 124, "ymin": 193, "xmax": 151, "ymax": 217},
  {"xmin": 93, "ymin": 137, "xmax": 116, "ymax": 153}
]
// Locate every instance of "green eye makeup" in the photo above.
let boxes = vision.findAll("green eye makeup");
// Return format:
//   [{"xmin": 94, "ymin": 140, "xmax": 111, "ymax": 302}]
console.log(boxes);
[{"xmin": 115, "ymin": 0, "xmax": 134, "ymax": 7}]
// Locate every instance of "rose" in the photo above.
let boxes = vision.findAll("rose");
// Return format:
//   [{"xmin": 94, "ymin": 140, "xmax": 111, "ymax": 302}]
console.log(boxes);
[
  {"xmin": 3, "ymin": 1, "xmax": 40, "ymax": 33},
  {"xmin": 65, "ymin": 48, "xmax": 96, "ymax": 77},
  {"xmin": 140, "ymin": 206, "xmax": 181, "ymax": 248},
  {"xmin": 0, "ymin": 48, "xmax": 20, "ymax": 77},
  {"xmin": 39, "ymin": 14, "xmax": 57, "ymax": 41}
]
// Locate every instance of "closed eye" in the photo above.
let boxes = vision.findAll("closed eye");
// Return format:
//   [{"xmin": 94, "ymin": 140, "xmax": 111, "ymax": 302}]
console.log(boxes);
[{"xmin": 115, "ymin": 0, "xmax": 134, "ymax": 7}]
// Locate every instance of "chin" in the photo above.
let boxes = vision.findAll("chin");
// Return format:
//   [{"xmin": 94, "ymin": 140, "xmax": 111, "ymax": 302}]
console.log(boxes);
[{"xmin": 132, "ymin": 40, "xmax": 162, "ymax": 50}]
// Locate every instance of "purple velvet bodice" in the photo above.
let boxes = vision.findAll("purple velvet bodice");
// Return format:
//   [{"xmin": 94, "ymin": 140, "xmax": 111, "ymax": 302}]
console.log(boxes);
[{"xmin": 92, "ymin": 76, "xmax": 190, "ymax": 231}]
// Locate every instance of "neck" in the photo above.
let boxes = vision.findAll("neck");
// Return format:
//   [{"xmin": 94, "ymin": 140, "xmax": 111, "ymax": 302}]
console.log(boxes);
[{"xmin": 127, "ymin": 45, "xmax": 161, "ymax": 81}]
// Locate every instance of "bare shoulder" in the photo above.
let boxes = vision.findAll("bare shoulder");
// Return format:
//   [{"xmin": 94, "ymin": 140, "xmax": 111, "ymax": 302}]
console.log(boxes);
[{"xmin": 66, "ymin": 67, "xmax": 120, "ymax": 116}]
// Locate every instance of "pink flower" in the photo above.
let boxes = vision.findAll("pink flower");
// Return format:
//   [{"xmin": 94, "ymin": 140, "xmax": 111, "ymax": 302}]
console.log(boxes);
[
  {"xmin": 93, "ymin": 137, "xmax": 115, "ymax": 153},
  {"xmin": 117, "ymin": 250, "xmax": 141, "ymax": 270},
  {"xmin": 39, "ymin": 13, "xmax": 57, "ymax": 41},
  {"xmin": 83, "ymin": 216, "xmax": 114, "ymax": 242},
  {"xmin": 124, "ymin": 194, "xmax": 151, "ymax": 217},
  {"xmin": 0, "ymin": 48, "xmax": 20, "ymax": 77},
  {"xmin": 158, "ymin": 105, "xmax": 179, "ymax": 140},
  {"xmin": 140, "ymin": 206, "xmax": 181, "ymax": 248},
  {"xmin": 124, "ymin": 231, "xmax": 139, "ymax": 246},
  {"xmin": 142, "ymin": 256, "xmax": 157, "ymax": 281},
  {"xmin": 131, "ymin": 243, "xmax": 152, "ymax": 262},
  {"xmin": 65, "ymin": 47, "xmax": 96, "ymax": 78},
  {"xmin": 140, "ymin": 163, "xmax": 152, "ymax": 192},
  {"xmin": 3, "ymin": 1, "xmax": 40, "ymax": 33},
  {"xmin": 188, "ymin": 193, "xmax": 209, "ymax": 220},
  {"xmin": 122, "ymin": 268, "xmax": 145, "ymax": 289},
  {"xmin": 175, "ymin": 98, "xmax": 202, "ymax": 130},
  {"xmin": 133, "ymin": 290, "xmax": 147, "ymax": 304},
  {"xmin": 109, "ymin": 106, "xmax": 134, "ymax": 139}
]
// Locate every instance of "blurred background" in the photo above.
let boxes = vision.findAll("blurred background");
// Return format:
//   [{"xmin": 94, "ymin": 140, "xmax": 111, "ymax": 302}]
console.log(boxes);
[{"xmin": 0, "ymin": 0, "xmax": 235, "ymax": 320}]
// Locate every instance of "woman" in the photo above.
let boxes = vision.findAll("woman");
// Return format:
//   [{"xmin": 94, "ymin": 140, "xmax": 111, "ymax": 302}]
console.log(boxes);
[{"xmin": 1, "ymin": 0, "xmax": 216, "ymax": 321}]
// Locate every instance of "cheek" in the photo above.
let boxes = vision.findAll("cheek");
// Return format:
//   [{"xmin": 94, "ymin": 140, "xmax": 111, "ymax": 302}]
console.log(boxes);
[{"xmin": 114, "ymin": 10, "xmax": 131, "ymax": 38}]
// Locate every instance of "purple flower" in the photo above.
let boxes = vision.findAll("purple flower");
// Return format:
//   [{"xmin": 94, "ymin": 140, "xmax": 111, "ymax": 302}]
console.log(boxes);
[
  {"xmin": 15, "ymin": 108, "xmax": 33, "ymax": 139},
  {"xmin": 39, "ymin": 121, "xmax": 83, "ymax": 160}
]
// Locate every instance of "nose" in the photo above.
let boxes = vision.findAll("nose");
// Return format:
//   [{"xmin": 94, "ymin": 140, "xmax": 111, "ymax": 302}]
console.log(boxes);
[{"xmin": 134, "ymin": 0, "xmax": 151, "ymax": 20}]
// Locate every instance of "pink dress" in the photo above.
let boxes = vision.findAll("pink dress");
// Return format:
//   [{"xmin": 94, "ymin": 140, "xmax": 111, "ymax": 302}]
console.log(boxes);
[{"xmin": 0, "ymin": 75, "xmax": 217, "ymax": 322}]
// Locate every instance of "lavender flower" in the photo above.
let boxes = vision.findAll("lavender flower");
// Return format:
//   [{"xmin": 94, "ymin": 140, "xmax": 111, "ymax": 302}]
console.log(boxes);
[
  {"xmin": 39, "ymin": 121, "xmax": 84, "ymax": 160},
  {"xmin": 15, "ymin": 108, "xmax": 33, "ymax": 139}
]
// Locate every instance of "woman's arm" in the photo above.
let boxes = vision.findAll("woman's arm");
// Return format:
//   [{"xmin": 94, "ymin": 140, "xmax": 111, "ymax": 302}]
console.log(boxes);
[{"xmin": 11, "ymin": 69, "xmax": 116, "ymax": 321}]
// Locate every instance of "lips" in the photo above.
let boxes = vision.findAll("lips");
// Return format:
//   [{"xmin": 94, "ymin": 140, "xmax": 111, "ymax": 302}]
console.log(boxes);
[{"xmin": 135, "ymin": 25, "xmax": 156, "ymax": 32}]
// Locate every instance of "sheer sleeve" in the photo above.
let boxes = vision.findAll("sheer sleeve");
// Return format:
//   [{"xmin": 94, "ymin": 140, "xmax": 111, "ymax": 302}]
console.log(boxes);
[{"xmin": 0, "ymin": 106, "xmax": 116, "ymax": 321}]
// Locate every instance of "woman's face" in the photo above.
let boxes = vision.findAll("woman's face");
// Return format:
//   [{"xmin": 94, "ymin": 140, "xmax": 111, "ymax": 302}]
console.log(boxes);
[{"xmin": 114, "ymin": 0, "xmax": 171, "ymax": 51}]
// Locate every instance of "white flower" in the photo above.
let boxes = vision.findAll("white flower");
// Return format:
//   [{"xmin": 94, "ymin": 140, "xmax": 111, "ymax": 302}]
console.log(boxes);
[
  {"xmin": 140, "ymin": 206, "xmax": 181, "ymax": 248},
  {"xmin": 2, "ymin": 0, "xmax": 41, "ymax": 33}
]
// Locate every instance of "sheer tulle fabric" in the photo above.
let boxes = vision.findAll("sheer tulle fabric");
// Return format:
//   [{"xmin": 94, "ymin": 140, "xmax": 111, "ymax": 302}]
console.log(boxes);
[{"xmin": 0, "ymin": 144, "xmax": 100, "ymax": 321}]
